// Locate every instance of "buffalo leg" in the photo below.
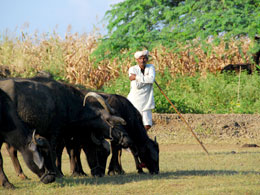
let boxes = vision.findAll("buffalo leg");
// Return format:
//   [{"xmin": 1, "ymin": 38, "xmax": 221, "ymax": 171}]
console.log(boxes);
[
  {"xmin": 49, "ymin": 134, "xmax": 64, "ymax": 178},
  {"xmin": 108, "ymin": 142, "xmax": 125, "ymax": 175},
  {"xmin": 67, "ymin": 147, "xmax": 86, "ymax": 177},
  {"xmin": 74, "ymin": 148, "xmax": 86, "ymax": 176},
  {"xmin": 130, "ymin": 147, "xmax": 144, "ymax": 174},
  {"xmin": 55, "ymin": 139, "xmax": 65, "ymax": 176},
  {"xmin": 0, "ymin": 142, "xmax": 14, "ymax": 188},
  {"xmin": 82, "ymin": 140, "xmax": 109, "ymax": 177},
  {"xmin": 65, "ymin": 138, "xmax": 87, "ymax": 177},
  {"xmin": 5, "ymin": 144, "xmax": 28, "ymax": 180}
]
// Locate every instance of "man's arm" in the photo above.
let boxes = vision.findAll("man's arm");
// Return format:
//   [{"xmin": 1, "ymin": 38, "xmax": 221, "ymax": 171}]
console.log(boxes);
[
  {"xmin": 136, "ymin": 65, "xmax": 155, "ymax": 84},
  {"xmin": 129, "ymin": 74, "xmax": 136, "ymax": 81}
]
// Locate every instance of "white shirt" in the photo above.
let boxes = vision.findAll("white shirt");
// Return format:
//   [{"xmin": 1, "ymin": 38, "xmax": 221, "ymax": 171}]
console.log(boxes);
[{"xmin": 127, "ymin": 64, "xmax": 155, "ymax": 113}]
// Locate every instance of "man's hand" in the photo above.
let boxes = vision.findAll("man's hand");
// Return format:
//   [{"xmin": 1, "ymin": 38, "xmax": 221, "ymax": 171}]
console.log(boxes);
[{"xmin": 129, "ymin": 74, "xmax": 136, "ymax": 81}]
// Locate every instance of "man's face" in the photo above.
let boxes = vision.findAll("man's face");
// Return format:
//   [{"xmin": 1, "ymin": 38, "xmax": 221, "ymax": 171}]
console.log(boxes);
[{"xmin": 137, "ymin": 56, "xmax": 148, "ymax": 68}]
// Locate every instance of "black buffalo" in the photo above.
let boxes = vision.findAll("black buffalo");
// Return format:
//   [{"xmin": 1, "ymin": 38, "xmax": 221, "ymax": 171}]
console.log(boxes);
[
  {"xmin": 70, "ymin": 91, "xmax": 159, "ymax": 175},
  {"xmin": 220, "ymin": 63, "xmax": 255, "ymax": 74},
  {"xmin": 221, "ymin": 35, "xmax": 260, "ymax": 74},
  {"xmin": 0, "ymin": 76, "xmax": 131, "ymax": 178},
  {"xmin": 0, "ymin": 88, "xmax": 56, "ymax": 188}
]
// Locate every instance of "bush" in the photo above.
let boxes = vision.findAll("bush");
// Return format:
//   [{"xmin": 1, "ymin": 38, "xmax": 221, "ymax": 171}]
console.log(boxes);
[{"xmin": 102, "ymin": 71, "xmax": 260, "ymax": 114}]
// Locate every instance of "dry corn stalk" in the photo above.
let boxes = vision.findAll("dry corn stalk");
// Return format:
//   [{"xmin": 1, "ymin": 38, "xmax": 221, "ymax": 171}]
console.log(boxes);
[{"xmin": 0, "ymin": 31, "xmax": 254, "ymax": 89}]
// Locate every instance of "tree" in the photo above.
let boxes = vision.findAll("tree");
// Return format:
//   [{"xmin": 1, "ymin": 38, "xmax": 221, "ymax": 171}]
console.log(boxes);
[{"xmin": 93, "ymin": 0, "xmax": 260, "ymax": 60}]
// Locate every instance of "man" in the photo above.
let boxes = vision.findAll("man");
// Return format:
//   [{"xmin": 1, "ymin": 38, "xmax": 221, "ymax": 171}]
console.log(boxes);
[{"xmin": 127, "ymin": 50, "xmax": 155, "ymax": 131}]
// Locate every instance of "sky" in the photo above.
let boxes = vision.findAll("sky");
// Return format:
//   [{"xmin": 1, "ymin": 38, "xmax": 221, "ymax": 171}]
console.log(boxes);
[{"xmin": 0, "ymin": 0, "xmax": 124, "ymax": 37}]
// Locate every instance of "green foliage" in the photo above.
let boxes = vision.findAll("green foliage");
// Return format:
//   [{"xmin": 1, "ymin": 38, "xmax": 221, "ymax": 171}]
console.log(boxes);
[
  {"xmin": 101, "ymin": 73, "xmax": 130, "ymax": 96},
  {"xmin": 102, "ymin": 70, "xmax": 260, "ymax": 114},
  {"xmin": 94, "ymin": 0, "xmax": 260, "ymax": 60}
]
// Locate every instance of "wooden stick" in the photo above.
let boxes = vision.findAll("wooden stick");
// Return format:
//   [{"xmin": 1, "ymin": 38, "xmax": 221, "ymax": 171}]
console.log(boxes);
[{"xmin": 154, "ymin": 80, "xmax": 209, "ymax": 155}]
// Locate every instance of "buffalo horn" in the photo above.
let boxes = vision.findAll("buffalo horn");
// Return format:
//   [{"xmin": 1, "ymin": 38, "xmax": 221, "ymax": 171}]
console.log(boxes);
[
  {"xmin": 32, "ymin": 130, "xmax": 37, "ymax": 144},
  {"xmin": 83, "ymin": 92, "xmax": 114, "ymax": 113}
]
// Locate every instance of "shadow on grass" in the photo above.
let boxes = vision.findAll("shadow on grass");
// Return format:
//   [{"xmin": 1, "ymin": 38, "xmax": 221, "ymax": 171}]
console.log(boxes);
[
  {"xmin": 54, "ymin": 169, "xmax": 260, "ymax": 187},
  {"xmin": 55, "ymin": 173, "xmax": 162, "ymax": 187},
  {"xmin": 211, "ymin": 151, "xmax": 260, "ymax": 155},
  {"xmin": 173, "ymin": 169, "xmax": 260, "ymax": 176}
]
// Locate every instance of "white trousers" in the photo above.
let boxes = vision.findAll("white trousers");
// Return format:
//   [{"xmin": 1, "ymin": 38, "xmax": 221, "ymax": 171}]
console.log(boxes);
[{"xmin": 141, "ymin": 110, "xmax": 153, "ymax": 126}]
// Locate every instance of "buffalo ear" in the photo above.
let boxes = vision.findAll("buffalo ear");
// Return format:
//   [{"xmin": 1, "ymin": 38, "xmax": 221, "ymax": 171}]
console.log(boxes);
[
  {"xmin": 28, "ymin": 142, "xmax": 44, "ymax": 169},
  {"xmin": 151, "ymin": 149, "xmax": 158, "ymax": 161},
  {"xmin": 102, "ymin": 140, "xmax": 111, "ymax": 153},
  {"xmin": 91, "ymin": 133, "xmax": 101, "ymax": 145},
  {"xmin": 28, "ymin": 142, "xmax": 37, "ymax": 151},
  {"xmin": 150, "ymin": 145, "xmax": 159, "ymax": 162},
  {"xmin": 108, "ymin": 115, "xmax": 126, "ymax": 125}
]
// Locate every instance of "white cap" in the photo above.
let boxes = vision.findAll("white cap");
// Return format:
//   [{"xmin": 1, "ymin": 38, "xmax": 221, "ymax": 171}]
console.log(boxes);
[{"xmin": 134, "ymin": 50, "xmax": 149, "ymax": 59}]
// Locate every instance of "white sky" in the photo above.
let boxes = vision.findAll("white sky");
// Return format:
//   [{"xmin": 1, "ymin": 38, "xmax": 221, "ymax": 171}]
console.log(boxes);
[{"xmin": 0, "ymin": 0, "xmax": 124, "ymax": 37}]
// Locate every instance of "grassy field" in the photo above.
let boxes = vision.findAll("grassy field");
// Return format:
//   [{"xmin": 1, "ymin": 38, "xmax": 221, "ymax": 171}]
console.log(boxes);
[{"xmin": 0, "ymin": 140, "xmax": 259, "ymax": 194}]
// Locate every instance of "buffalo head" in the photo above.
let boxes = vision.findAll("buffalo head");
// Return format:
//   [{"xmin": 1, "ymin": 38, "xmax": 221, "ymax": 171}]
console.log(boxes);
[
  {"xmin": 84, "ymin": 138, "xmax": 110, "ymax": 177},
  {"xmin": 0, "ymin": 87, "xmax": 56, "ymax": 187},
  {"xmin": 138, "ymin": 137, "xmax": 159, "ymax": 174},
  {"xmin": 83, "ymin": 92, "xmax": 132, "ymax": 148},
  {"xmin": 22, "ymin": 130, "xmax": 56, "ymax": 184}
]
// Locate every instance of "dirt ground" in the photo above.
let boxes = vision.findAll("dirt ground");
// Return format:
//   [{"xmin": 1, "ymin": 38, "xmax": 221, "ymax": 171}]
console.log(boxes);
[{"xmin": 149, "ymin": 113, "xmax": 260, "ymax": 146}]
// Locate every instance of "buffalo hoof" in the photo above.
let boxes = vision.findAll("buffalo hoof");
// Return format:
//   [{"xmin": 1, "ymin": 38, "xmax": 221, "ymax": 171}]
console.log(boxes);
[
  {"xmin": 108, "ymin": 168, "xmax": 125, "ymax": 175},
  {"xmin": 40, "ymin": 174, "xmax": 56, "ymax": 184},
  {"xmin": 92, "ymin": 172, "xmax": 104, "ymax": 177},
  {"xmin": 18, "ymin": 173, "xmax": 29, "ymax": 180},
  {"xmin": 108, "ymin": 170, "xmax": 116, "ymax": 176},
  {"xmin": 55, "ymin": 170, "xmax": 64, "ymax": 178},
  {"xmin": 2, "ymin": 181, "xmax": 15, "ymax": 189},
  {"xmin": 108, "ymin": 170, "xmax": 114, "ymax": 176},
  {"xmin": 91, "ymin": 167, "xmax": 105, "ymax": 177},
  {"xmin": 92, "ymin": 174, "xmax": 104, "ymax": 178},
  {"xmin": 149, "ymin": 171, "xmax": 159, "ymax": 175},
  {"xmin": 137, "ymin": 169, "xmax": 145, "ymax": 174},
  {"xmin": 71, "ymin": 171, "xmax": 87, "ymax": 177}
]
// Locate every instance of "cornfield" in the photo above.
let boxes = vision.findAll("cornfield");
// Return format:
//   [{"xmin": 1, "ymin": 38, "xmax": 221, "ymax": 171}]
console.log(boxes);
[{"xmin": 0, "ymin": 30, "xmax": 256, "ymax": 89}]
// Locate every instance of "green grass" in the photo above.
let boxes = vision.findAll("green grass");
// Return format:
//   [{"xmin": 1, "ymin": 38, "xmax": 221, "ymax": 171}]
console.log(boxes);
[{"xmin": 0, "ymin": 141, "xmax": 259, "ymax": 194}]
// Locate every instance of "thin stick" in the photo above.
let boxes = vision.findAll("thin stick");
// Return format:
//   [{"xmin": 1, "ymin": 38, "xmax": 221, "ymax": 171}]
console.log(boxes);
[
  {"xmin": 154, "ymin": 80, "xmax": 209, "ymax": 155},
  {"xmin": 237, "ymin": 66, "xmax": 241, "ymax": 104}
]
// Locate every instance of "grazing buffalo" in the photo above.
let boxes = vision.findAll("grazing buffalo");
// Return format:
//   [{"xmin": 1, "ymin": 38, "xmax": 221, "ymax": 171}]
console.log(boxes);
[
  {"xmin": 0, "ymin": 76, "xmax": 131, "ymax": 178},
  {"xmin": 72, "ymin": 90, "xmax": 159, "ymax": 175},
  {"xmin": 220, "ymin": 63, "xmax": 254, "ymax": 74},
  {"xmin": 0, "ymin": 88, "xmax": 56, "ymax": 188},
  {"xmin": 221, "ymin": 35, "xmax": 260, "ymax": 74},
  {"xmin": 99, "ymin": 93, "xmax": 159, "ymax": 175}
]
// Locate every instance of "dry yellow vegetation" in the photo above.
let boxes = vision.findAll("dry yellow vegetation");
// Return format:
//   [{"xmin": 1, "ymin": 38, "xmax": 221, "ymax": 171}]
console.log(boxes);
[{"xmin": 0, "ymin": 31, "xmax": 256, "ymax": 89}]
